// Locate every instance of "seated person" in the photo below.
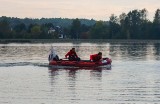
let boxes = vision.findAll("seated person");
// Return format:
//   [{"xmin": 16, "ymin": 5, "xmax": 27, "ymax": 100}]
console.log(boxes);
[
  {"xmin": 90, "ymin": 52, "xmax": 102, "ymax": 62},
  {"xmin": 48, "ymin": 49, "xmax": 59, "ymax": 61},
  {"xmin": 48, "ymin": 54, "xmax": 59, "ymax": 61},
  {"xmin": 65, "ymin": 48, "xmax": 80, "ymax": 61}
]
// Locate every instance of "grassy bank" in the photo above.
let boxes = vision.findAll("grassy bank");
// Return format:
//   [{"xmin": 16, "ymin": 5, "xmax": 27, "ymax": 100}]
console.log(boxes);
[{"xmin": 0, "ymin": 39, "xmax": 160, "ymax": 44}]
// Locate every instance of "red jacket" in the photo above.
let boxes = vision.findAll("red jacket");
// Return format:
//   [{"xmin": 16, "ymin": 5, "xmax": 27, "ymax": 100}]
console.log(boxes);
[
  {"xmin": 90, "ymin": 54, "xmax": 102, "ymax": 62},
  {"xmin": 65, "ymin": 50, "xmax": 78, "ymax": 58}
]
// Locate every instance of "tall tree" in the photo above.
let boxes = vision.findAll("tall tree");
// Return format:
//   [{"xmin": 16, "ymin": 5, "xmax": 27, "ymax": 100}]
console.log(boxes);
[
  {"xmin": 140, "ymin": 8, "xmax": 148, "ymax": 21},
  {"xmin": 139, "ymin": 9, "xmax": 151, "ymax": 39},
  {"xmin": 70, "ymin": 18, "xmax": 81, "ymax": 39},
  {"xmin": 152, "ymin": 9, "xmax": 160, "ymax": 39},
  {"xmin": 119, "ymin": 13, "xmax": 130, "ymax": 39},
  {"xmin": 127, "ymin": 10, "xmax": 141, "ymax": 39},
  {"xmin": 109, "ymin": 14, "xmax": 120, "ymax": 39},
  {"xmin": 125, "ymin": 9, "xmax": 148, "ymax": 39},
  {"xmin": 31, "ymin": 25, "xmax": 41, "ymax": 38},
  {"xmin": 153, "ymin": 9, "xmax": 160, "ymax": 24},
  {"xmin": 0, "ymin": 19, "xmax": 11, "ymax": 38}
]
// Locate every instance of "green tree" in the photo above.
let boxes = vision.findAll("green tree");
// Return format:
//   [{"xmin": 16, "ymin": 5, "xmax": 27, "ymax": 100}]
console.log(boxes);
[
  {"xmin": 12, "ymin": 23, "xmax": 27, "ymax": 38},
  {"xmin": 14, "ymin": 23, "xmax": 26, "ymax": 33},
  {"xmin": 121, "ymin": 9, "xmax": 148, "ymax": 39},
  {"xmin": 90, "ymin": 21, "xmax": 109, "ymax": 39},
  {"xmin": 109, "ymin": 14, "xmax": 120, "ymax": 39},
  {"xmin": 141, "ymin": 21, "xmax": 152, "ymax": 39},
  {"xmin": 70, "ymin": 18, "xmax": 81, "ymax": 39},
  {"xmin": 119, "ymin": 13, "xmax": 130, "ymax": 39},
  {"xmin": 79, "ymin": 24, "xmax": 90, "ymax": 39},
  {"xmin": 31, "ymin": 25, "xmax": 41, "ymax": 38},
  {"xmin": 139, "ymin": 9, "xmax": 151, "ymax": 39},
  {"xmin": 40, "ymin": 23, "xmax": 54, "ymax": 39},
  {"xmin": 152, "ymin": 9, "xmax": 160, "ymax": 39},
  {"xmin": 63, "ymin": 27, "xmax": 70, "ymax": 38},
  {"xmin": 0, "ymin": 19, "xmax": 11, "ymax": 38},
  {"xmin": 153, "ymin": 9, "xmax": 160, "ymax": 24},
  {"xmin": 127, "ymin": 10, "xmax": 141, "ymax": 39}
]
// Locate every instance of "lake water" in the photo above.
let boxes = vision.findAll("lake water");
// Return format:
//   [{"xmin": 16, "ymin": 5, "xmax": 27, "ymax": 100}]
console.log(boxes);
[{"xmin": 0, "ymin": 42, "xmax": 160, "ymax": 104}]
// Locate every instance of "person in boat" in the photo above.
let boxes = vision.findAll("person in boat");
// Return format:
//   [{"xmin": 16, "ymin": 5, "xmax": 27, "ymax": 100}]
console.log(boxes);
[
  {"xmin": 48, "ymin": 48, "xmax": 59, "ymax": 61},
  {"xmin": 65, "ymin": 48, "xmax": 80, "ymax": 61},
  {"xmin": 90, "ymin": 52, "xmax": 102, "ymax": 62}
]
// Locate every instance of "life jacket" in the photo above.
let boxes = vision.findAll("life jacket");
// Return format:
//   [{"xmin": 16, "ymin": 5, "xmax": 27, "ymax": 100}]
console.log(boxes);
[
  {"xmin": 65, "ymin": 50, "xmax": 78, "ymax": 58},
  {"xmin": 90, "ymin": 54, "xmax": 102, "ymax": 62}
]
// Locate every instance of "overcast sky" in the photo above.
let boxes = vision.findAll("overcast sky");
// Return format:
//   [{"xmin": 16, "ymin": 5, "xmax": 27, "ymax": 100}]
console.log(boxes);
[{"xmin": 0, "ymin": 0, "xmax": 159, "ymax": 21}]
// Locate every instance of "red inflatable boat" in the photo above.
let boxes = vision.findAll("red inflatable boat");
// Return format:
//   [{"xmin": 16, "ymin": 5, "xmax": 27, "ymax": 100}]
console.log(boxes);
[{"xmin": 49, "ymin": 58, "xmax": 112, "ymax": 67}]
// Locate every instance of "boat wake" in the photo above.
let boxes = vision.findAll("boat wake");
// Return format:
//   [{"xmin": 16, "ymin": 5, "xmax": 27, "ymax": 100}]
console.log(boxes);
[{"xmin": 0, "ymin": 62, "xmax": 49, "ymax": 67}]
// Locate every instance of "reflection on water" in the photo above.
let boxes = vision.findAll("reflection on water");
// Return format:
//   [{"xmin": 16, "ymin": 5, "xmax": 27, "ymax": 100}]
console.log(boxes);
[
  {"xmin": 48, "ymin": 66, "xmax": 109, "ymax": 104},
  {"xmin": 0, "ymin": 42, "xmax": 160, "ymax": 104},
  {"xmin": 109, "ymin": 43, "xmax": 160, "ymax": 61},
  {"xmin": 48, "ymin": 66, "xmax": 108, "ymax": 85}
]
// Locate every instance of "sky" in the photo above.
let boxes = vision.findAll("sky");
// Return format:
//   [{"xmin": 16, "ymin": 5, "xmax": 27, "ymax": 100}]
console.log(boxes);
[{"xmin": 0, "ymin": 0, "xmax": 159, "ymax": 21}]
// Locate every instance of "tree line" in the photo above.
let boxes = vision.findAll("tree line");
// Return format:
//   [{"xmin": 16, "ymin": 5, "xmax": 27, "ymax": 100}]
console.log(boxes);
[{"xmin": 0, "ymin": 8, "xmax": 160, "ymax": 39}]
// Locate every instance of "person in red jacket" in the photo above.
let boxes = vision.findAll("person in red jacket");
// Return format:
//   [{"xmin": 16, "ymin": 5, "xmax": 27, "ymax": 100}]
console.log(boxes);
[
  {"xmin": 65, "ymin": 48, "xmax": 80, "ymax": 61},
  {"xmin": 90, "ymin": 52, "xmax": 102, "ymax": 62}
]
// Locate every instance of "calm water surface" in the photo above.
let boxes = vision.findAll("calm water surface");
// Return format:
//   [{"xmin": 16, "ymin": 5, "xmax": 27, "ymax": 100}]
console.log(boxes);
[{"xmin": 0, "ymin": 42, "xmax": 160, "ymax": 104}]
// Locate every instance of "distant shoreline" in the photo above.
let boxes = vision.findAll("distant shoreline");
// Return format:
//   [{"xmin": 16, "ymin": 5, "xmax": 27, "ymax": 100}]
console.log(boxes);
[{"xmin": 0, "ymin": 39, "xmax": 160, "ymax": 44}]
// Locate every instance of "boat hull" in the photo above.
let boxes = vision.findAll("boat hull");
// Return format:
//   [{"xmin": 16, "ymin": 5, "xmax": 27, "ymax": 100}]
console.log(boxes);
[{"xmin": 49, "ymin": 58, "xmax": 112, "ymax": 67}]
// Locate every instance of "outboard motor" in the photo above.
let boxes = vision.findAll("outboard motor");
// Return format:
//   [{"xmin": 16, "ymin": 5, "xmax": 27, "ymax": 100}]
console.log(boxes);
[{"xmin": 101, "ymin": 58, "xmax": 112, "ymax": 64}]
